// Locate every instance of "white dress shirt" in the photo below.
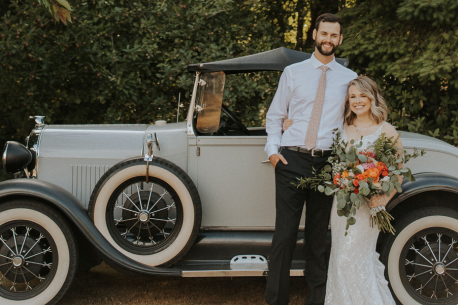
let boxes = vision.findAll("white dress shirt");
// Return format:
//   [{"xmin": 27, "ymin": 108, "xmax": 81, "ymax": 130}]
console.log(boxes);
[{"xmin": 265, "ymin": 53, "xmax": 357, "ymax": 157}]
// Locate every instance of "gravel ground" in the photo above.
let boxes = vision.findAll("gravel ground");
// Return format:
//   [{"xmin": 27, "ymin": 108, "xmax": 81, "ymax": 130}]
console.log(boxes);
[{"xmin": 59, "ymin": 263, "xmax": 309, "ymax": 304}]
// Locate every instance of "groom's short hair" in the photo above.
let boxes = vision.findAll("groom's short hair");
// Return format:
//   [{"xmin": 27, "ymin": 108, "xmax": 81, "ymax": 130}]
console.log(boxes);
[{"xmin": 315, "ymin": 13, "xmax": 343, "ymax": 35}]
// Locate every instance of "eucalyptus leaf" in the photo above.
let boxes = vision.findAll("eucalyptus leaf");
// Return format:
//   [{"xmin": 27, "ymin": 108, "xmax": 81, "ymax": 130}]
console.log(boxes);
[
  {"xmin": 388, "ymin": 183, "xmax": 394, "ymax": 195},
  {"xmin": 340, "ymin": 153, "xmax": 347, "ymax": 162},
  {"xmin": 324, "ymin": 165, "xmax": 332, "ymax": 173},
  {"xmin": 394, "ymin": 182, "xmax": 402, "ymax": 193},
  {"xmin": 325, "ymin": 187, "xmax": 334, "ymax": 196},
  {"xmin": 337, "ymin": 199, "xmax": 347, "ymax": 209},
  {"xmin": 382, "ymin": 182, "xmax": 390, "ymax": 192},
  {"xmin": 358, "ymin": 154, "xmax": 367, "ymax": 162},
  {"xmin": 346, "ymin": 152, "xmax": 355, "ymax": 162},
  {"xmin": 318, "ymin": 185, "xmax": 325, "ymax": 192},
  {"xmin": 351, "ymin": 207, "xmax": 356, "ymax": 215},
  {"xmin": 348, "ymin": 217, "xmax": 356, "ymax": 225},
  {"xmin": 350, "ymin": 192, "xmax": 358, "ymax": 203}
]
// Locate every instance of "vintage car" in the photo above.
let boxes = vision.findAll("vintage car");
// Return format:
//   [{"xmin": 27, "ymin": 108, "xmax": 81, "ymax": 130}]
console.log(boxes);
[{"xmin": 2, "ymin": 47, "xmax": 458, "ymax": 305}]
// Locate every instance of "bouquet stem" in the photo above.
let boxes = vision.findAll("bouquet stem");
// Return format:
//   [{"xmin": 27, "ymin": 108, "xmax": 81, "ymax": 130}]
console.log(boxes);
[{"xmin": 371, "ymin": 210, "xmax": 395, "ymax": 235}]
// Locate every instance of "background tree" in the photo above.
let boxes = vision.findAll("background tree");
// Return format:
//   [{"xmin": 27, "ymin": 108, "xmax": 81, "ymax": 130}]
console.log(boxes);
[{"xmin": 338, "ymin": 0, "xmax": 458, "ymax": 143}]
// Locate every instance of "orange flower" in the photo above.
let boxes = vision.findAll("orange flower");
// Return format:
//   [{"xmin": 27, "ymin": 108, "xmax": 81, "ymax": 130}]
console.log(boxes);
[
  {"xmin": 333, "ymin": 174, "xmax": 341, "ymax": 185},
  {"xmin": 382, "ymin": 170, "xmax": 388, "ymax": 177},
  {"xmin": 354, "ymin": 187, "xmax": 359, "ymax": 194},
  {"xmin": 353, "ymin": 179, "xmax": 359, "ymax": 187},
  {"xmin": 342, "ymin": 171, "xmax": 349, "ymax": 178},
  {"xmin": 366, "ymin": 168, "xmax": 380, "ymax": 179}
]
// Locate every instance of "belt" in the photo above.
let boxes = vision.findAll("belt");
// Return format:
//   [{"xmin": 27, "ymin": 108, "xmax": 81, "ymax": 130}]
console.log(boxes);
[{"xmin": 282, "ymin": 146, "xmax": 333, "ymax": 157}]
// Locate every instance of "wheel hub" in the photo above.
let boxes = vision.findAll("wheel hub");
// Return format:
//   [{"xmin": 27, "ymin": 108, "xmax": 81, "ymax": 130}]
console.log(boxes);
[
  {"xmin": 138, "ymin": 211, "xmax": 149, "ymax": 223},
  {"xmin": 434, "ymin": 262, "xmax": 446, "ymax": 275},
  {"xmin": 12, "ymin": 255, "xmax": 24, "ymax": 268}
]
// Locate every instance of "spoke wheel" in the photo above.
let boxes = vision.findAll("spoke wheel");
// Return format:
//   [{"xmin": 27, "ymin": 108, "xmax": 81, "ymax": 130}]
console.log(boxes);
[
  {"xmin": 0, "ymin": 222, "xmax": 55, "ymax": 294},
  {"xmin": 401, "ymin": 228, "xmax": 458, "ymax": 302},
  {"xmin": 0, "ymin": 200, "xmax": 77, "ymax": 305},
  {"xmin": 381, "ymin": 207, "xmax": 458, "ymax": 305},
  {"xmin": 89, "ymin": 157, "xmax": 201, "ymax": 267},
  {"xmin": 107, "ymin": 177, "xmax": 182, "ymax": 254}
]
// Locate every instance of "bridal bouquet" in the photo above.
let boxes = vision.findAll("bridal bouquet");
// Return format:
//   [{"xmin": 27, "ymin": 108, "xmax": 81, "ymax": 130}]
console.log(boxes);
[{"xmin": 295, "ymin": 130, "xmax": 425, "ymax": 235}]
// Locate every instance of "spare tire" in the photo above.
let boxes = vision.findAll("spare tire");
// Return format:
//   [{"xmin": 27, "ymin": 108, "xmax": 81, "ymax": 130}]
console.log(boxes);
[{"xmin": 88, "ymin": 157, "xmax": 201, "ymax": 267}]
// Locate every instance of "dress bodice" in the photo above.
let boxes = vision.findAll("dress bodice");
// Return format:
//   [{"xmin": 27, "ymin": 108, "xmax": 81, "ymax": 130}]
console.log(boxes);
[{"xmin": 341, "ymin": 122, "xmax": 390, "ymax": 151}]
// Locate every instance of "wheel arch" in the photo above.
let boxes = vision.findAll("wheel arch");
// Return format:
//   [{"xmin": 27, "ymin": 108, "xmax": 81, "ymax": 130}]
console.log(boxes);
[
  {"xmin": 0, "ymin": 178, "xmax": 181, "ymax": 276},
  {"xmin": 387, "ymin": 172, "xmax": 458, "ymax": 217}
]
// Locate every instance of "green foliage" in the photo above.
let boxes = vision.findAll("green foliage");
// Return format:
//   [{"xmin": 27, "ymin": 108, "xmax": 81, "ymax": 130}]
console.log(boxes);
[
  {"xmin": 0, "ymin": 0, "xmax": 281, "ymax": 167},
  {"xmin": 337, "ymin": 0, "xmax": 458, "ymax": 145}
]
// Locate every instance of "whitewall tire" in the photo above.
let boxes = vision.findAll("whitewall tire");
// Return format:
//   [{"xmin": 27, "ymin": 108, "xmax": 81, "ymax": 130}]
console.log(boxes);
[
  {"xmin": 0, "ymin": 200, "xmax": 77, "ymax": 305},
  {"xmin": 88, "ymin": 157, "xmax": 202, "ymax": 267}
]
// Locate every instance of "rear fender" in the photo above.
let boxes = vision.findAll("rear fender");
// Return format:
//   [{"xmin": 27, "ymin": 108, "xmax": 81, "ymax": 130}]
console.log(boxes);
[
  {"xmin": 0, "ymin": 178, "xmax": 181, "ymax": 276},
  {"xmin": 388, "ymin": 172, "xmax": 458, "ymax": 211}
]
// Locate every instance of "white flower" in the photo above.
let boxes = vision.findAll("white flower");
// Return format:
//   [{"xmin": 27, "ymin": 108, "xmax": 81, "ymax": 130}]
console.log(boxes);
[
  {"xmin": 381, "ymin": 176, "xmax": 390, "ymax": 182},
  {"xmin": 356, "ymin": 165, "xmax": 365, "ymax": 172}
]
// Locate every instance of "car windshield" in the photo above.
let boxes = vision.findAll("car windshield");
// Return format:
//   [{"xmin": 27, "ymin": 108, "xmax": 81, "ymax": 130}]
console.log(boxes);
[
  {"xmin": 195, "ymin": 72, "xmax": 225, "ymax": 134},
  {"xmin": 195, "ymin": 70, "xmax": 281, "ymax": 136}
]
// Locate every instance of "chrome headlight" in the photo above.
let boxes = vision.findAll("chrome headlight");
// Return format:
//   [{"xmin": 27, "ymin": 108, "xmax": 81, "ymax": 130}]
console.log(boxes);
[{"xmin": 2, "ymin": 141, "xmax": 33, "ymax": 174}]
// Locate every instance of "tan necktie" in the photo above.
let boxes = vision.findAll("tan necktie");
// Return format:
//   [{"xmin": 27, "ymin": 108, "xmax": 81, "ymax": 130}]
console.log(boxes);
[{"xmin": 305, "ymin": 65, "xmax": 330, "ymax": 150}]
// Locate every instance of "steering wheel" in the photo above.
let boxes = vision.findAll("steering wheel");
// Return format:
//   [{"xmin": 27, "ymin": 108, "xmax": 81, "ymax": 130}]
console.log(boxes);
[{"xmin": 220, "ymin": 104, "xmax": 251, "ymax": 135}]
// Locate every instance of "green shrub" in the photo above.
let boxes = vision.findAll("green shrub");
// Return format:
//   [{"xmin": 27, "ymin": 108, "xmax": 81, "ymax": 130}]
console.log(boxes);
[{"xmin": 338, "ymin": 0, "xmax": 458, "ymax": 143}]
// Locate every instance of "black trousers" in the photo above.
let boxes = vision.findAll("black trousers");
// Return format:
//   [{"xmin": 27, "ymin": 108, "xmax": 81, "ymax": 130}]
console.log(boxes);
[{"xmin": 265, "ymin": 148, "xmax": 333, "ymax": 305}]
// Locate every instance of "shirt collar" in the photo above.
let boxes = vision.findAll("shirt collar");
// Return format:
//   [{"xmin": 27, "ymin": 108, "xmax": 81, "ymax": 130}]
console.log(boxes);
[{"xmin": 311, "ymin": 52, "xmax": 338, "ymax": 70}]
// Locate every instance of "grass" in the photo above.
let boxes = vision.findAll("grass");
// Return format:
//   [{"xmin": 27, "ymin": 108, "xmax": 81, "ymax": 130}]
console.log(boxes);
[{"xmin": 60, "ymin": 263, "xmax": 309, "ymax": 304}]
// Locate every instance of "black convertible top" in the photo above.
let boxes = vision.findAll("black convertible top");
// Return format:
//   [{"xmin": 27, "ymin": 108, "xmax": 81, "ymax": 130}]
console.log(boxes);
[{"xmin": 187, "ymin": 47, "xmax": 349, "ymax": 74}]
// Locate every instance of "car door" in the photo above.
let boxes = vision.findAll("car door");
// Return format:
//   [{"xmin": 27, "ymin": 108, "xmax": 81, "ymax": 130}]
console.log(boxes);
[{"xmin": 192, "ymin": 135, "xmax": 306, "ymax": 230}]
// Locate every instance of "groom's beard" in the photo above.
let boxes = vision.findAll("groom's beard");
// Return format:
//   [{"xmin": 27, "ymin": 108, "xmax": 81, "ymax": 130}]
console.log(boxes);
[{"xmin": 316, "ymin": 40, "xmax": 338, "ymax": 56}]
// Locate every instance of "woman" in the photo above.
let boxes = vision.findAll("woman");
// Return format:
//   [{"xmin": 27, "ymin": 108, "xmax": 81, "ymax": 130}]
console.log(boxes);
[{"xmin": 282, "ymin": 76, "xmax": 399, "ymax": 304}]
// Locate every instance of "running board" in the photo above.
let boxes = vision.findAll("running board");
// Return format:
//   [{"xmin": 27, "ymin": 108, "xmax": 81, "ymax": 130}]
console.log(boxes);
[
  {"xmin": 176, "ymin": 260, "xmax": 305, "ymax": 277},
  {"xmin": 182, "ymin": 269, "xmax": 304, "ymax": 277}
]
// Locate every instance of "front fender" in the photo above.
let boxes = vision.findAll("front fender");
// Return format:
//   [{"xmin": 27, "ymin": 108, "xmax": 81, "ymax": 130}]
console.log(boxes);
[
  {"xmin": 388, "ymin": 172, "xmax": 458, "ymax": 211},
  {"xmin": 0, "ymin": 178, "xmax": 181, "ymax": 276}
]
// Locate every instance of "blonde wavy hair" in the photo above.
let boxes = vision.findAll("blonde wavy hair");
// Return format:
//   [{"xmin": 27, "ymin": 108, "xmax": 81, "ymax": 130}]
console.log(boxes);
[{"xmin": 344, "ymin": 76, "xmax": 388, "ymax": 126}]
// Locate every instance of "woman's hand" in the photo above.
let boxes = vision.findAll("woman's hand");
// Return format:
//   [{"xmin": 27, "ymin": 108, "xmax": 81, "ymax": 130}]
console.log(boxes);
[
  {"xmin": 369, "ymin": 194, "xmax": 388, "ymax": 209},
  {"xmin": 282, "ymin": 119, "xmax": 293, "ymax": 131}
]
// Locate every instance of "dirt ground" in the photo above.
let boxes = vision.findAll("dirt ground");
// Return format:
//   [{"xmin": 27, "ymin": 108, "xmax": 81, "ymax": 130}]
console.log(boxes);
[{"xmin": 59, "ymin": 263, "xmax": 309, "ymax": 305}]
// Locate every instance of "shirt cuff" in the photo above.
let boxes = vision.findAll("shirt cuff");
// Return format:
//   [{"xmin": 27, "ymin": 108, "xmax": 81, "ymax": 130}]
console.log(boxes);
[{"xmin": 266, "ymin": 145, "xmax": 281, "ymax": 158}]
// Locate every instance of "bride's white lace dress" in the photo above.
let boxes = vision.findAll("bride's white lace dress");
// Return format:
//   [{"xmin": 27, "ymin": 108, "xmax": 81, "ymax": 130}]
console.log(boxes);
[{"xmin": 324, "ymin": 123, "xmax": 396, "ymax": 305}]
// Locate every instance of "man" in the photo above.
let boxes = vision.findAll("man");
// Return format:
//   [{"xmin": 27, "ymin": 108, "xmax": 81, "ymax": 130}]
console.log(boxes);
[{"xmin": 264, "ymin": 13, "xmax": 357, "ymax": 305}]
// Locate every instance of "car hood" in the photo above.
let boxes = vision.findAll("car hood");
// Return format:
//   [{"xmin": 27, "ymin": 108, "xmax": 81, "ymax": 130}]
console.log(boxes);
[{"xmin": 38, "ymin": 123, "xmax": 188, "ymax": 160}]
